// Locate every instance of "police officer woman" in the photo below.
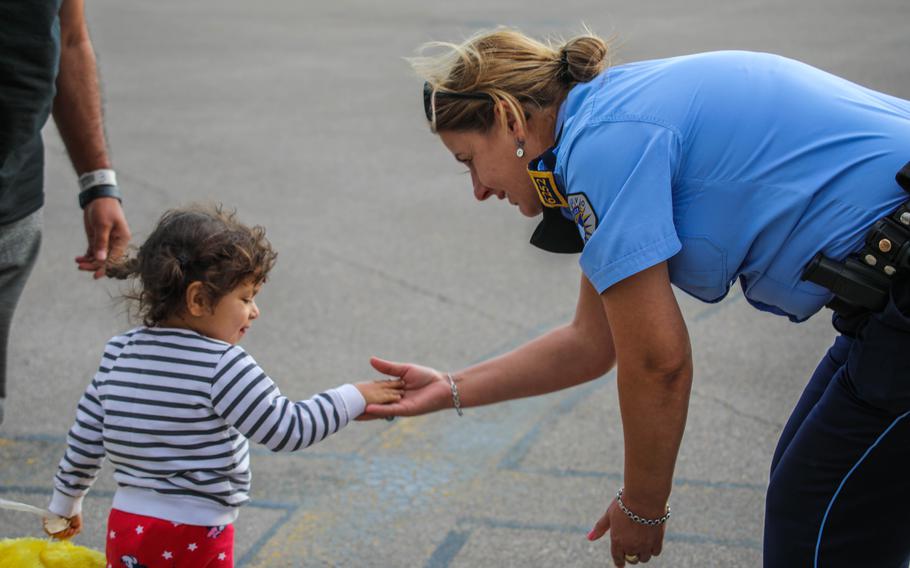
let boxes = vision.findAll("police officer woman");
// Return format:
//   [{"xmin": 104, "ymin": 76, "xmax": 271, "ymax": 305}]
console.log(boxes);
[{"xmin": 365, "ymin": 28, "xmax": 910, "ymax": 567}]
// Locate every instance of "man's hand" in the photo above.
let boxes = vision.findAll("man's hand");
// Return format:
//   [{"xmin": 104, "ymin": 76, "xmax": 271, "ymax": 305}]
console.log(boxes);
[
  {"xmin": 76, "ymin": 197, "xmax": 130, "ymax": 278},
  {"xmin": 56, "ymin": 0, "xmax": 131, "ymax": 279}
]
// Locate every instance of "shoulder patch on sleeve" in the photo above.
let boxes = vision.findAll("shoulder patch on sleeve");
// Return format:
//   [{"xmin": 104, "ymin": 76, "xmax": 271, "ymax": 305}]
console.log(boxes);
[{"xmin": 567, "ymin": 192, "xmax": 598, "ymax": 242}]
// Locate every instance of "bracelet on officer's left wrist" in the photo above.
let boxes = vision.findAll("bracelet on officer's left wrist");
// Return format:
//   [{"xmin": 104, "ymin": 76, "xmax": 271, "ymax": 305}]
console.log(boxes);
[{"xmin": 446, "ymin": 372, "xmax": 464, "ymax": 416}]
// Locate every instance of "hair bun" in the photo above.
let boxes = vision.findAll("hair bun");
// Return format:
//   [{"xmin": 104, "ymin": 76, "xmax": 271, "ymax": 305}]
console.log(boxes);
[
  {"xmin": 559, "ymin": 35, "xmax": 609, "ymax": 84},
  {"xmin": 557, "ymin": 48, "xmax": 573, "ymax": 84},
  {"xmin": 410, "ymin": 28, "xmax": 609, "ymax": 132}
]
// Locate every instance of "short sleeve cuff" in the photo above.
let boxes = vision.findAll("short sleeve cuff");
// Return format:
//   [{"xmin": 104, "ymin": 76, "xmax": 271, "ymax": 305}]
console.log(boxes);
[
  {"xmin": 335, "ymin": 383, "xmax": 366, "ymax": 421},
  {"xmin": 582, "ymin": 233, "xmax": 682, "ymax": 293},
  {"xmin": 48, "ymin": 489, "xmax": 83, "ymax": 518}
]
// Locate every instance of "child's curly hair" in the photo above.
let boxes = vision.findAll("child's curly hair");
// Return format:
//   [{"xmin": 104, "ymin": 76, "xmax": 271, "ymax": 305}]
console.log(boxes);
[{"xmin": 107, "ymin": 204, "xmax": 277, "ymax": 327}]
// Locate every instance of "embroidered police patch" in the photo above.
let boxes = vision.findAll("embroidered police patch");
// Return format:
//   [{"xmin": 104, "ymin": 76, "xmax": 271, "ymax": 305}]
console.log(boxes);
[
  {"xmin": 527, "ymin": 170, "xmax": 569, "ymax": 208},
  {"xmin": 568, "ymin": 193, "xmax": 597, "ymax": 242}
]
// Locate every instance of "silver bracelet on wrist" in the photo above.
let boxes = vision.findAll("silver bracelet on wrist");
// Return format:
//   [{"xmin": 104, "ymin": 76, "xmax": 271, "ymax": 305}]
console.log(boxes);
[
  {"xmin": 446, "ymin": 372, "xmax": 463, "ymax": 416},
  {"xmin": 615, "ymin": 487, "xmax": 671, "ymax": 527}
]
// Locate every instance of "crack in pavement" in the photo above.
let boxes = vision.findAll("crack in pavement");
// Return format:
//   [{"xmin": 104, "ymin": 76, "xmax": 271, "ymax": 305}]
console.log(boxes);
[
  {"xmin": 315, "ymin": 246, "xmax": 540, "ymax": 333},
  {"xmin": 690, "ymin": 388, "xmax": 784, "ymax": 430}
]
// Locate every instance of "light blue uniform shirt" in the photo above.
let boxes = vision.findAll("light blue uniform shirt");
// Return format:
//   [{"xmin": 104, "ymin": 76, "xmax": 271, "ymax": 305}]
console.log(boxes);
[{"xmin": 551, "ymin": 51, "xmax": 910, "ymax": 321}]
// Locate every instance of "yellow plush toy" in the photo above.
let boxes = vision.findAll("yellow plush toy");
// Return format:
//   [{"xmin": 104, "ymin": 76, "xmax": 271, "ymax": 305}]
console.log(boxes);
[
  {"xmin": 0, "ymin": 537, "xmax": 105, "ymax": 568},
  {"xmin": 0, "ymin": 497, "xmax": 105, "ymax": 567}
]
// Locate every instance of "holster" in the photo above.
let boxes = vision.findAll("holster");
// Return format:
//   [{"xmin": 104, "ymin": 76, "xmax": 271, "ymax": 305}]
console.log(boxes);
[{"xmin": 802, "ymin": 160, "xmax": 910, "ymax": 320}]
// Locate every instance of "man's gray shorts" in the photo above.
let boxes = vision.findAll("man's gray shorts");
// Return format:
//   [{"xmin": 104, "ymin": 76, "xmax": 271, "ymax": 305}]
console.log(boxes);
[{"xmin": 0, "ymin": 208, "xmax": 43, "ymax": 409}]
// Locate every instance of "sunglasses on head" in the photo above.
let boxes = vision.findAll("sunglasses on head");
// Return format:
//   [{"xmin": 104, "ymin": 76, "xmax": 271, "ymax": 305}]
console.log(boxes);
[{"xmin": 423, "ymin": 81, "xmax": 492, "ymax": 128}]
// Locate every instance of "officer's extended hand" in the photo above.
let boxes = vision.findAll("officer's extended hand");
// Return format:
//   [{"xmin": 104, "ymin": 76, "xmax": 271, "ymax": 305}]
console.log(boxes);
[
  {"xmin": 76, "ymin": 197, "xmax": 131, "ymax": 279},
  {"xmin": 588, "ymin": 498, "xmax": 665, "ymax": 566},
  {"xmin": 358, "ymin": 357, "xmax": 451, "ymax": 420}
]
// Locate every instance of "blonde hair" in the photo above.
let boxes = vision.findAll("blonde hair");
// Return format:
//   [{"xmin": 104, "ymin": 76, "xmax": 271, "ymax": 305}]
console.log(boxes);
[{"xmin": 411, "ymin": 27, "xmax": 610, "ymax": 132}]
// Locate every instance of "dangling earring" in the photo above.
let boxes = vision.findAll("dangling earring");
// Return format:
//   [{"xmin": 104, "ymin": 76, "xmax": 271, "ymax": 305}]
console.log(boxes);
[{"xmin": 516, "ymin": 141, "xmax": 525, "ymax": 158}]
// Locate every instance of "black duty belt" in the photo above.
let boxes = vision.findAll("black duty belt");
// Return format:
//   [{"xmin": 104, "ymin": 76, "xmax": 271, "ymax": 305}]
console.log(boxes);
[{"xmin": 802, "ymin": 161, "xmax": 910, "ymax": 314}]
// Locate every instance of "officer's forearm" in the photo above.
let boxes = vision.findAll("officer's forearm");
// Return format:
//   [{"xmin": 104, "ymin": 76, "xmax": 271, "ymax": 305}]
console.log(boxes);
[
  {"xmin": 453, "ymin": 321, "xmax": 615, "ymax": 408},
  {"xmin": 618, "ymin": 359, "xmax": 693, "ymax": 518},
  {"xmin": 53, "ymin": 3, "xmax": 111, "ymax": 175}
]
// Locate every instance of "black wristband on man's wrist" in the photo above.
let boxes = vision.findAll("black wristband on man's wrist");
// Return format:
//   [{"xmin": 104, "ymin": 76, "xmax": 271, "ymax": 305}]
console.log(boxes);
[{"xmin": 78, "ymin": 185, "xmax": 122, "ymax": 209}]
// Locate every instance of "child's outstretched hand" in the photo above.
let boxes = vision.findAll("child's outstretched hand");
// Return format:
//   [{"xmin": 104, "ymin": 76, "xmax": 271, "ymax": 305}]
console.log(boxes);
[
  {"xmin": 44, "ymin": 513, "xmax": 80, "ymax": 540},
  {"xmin": 355, "ymin": 379, "xmax": 405, "ymax": 405}
]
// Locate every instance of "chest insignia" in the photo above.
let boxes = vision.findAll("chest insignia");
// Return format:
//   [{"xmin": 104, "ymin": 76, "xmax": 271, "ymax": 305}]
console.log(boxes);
[{"xmin": 528, "ymin": 170, "xmax": 569, "ymax": 208}]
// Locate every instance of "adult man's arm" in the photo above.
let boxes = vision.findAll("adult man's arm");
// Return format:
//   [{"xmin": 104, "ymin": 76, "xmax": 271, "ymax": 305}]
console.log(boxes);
[{"xmin": 55, "ymin": 0, "xmax": 130, "ymax": 278}]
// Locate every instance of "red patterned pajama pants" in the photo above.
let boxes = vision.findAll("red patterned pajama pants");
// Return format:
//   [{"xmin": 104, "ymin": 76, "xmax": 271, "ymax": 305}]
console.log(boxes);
[{"xmin": 106, "ymin": 509, "xmax": 234, "ymax": 568}]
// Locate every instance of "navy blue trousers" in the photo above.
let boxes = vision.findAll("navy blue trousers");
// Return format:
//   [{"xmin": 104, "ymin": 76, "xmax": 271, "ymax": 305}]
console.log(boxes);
[{"xmin": 764, "ymin": 288, "xmax": 910, "ymax": 567}]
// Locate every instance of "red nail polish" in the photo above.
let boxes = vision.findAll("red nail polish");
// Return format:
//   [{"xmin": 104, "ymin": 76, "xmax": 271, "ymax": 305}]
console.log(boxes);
[{"xmin": 587, "ymin": 530, "xmax": 596, "ymax": 541}]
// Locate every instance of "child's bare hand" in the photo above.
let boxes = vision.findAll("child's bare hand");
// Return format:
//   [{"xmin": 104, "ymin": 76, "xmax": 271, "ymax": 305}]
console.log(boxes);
[
  {"xmin": 44, "ymin": 513, "xmax": 80, "ymax": 540},
  {"xmin": 355, "ymin": 379, "xmax": 405, "ymax": 405}
]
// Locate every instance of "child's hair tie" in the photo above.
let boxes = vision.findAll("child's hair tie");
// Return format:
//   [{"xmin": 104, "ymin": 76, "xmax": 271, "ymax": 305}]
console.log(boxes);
[{"xmin": 175, "ymin": 251, "xmax": 192, "ymax": 269}]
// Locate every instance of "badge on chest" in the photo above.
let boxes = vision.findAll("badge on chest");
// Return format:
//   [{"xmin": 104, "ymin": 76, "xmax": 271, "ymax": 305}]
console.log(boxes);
[
  {"xmin": 528, "ymin": 170, "xmax": 569, "ymax": 208},
  {"xmin": 526, "ymin": 148, "xmax": 593, "ymax": 253}
]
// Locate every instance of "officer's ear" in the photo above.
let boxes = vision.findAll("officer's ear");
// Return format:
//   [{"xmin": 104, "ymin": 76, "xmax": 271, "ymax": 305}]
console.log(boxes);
[{"xmin": 494, "ymin": 101, "xmax": 528, "ymax": 141}]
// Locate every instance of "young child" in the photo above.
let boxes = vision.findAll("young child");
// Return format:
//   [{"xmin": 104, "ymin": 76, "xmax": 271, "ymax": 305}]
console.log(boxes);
[{"xmin": 44, "ymin": 205, "xmax": 403, "ymax": 567}]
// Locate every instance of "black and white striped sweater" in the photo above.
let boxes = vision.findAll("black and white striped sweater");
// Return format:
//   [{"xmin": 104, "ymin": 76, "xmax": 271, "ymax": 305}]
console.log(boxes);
[{"xmin": 49, "ymin": 327, "xmax": 365, "ymax": 525}]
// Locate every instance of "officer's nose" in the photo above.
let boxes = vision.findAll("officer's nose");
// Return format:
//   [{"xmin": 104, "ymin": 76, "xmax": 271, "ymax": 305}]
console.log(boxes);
[{"xmin": 471, "ymin": 170, "xmax": 493, "ymax": 201}]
